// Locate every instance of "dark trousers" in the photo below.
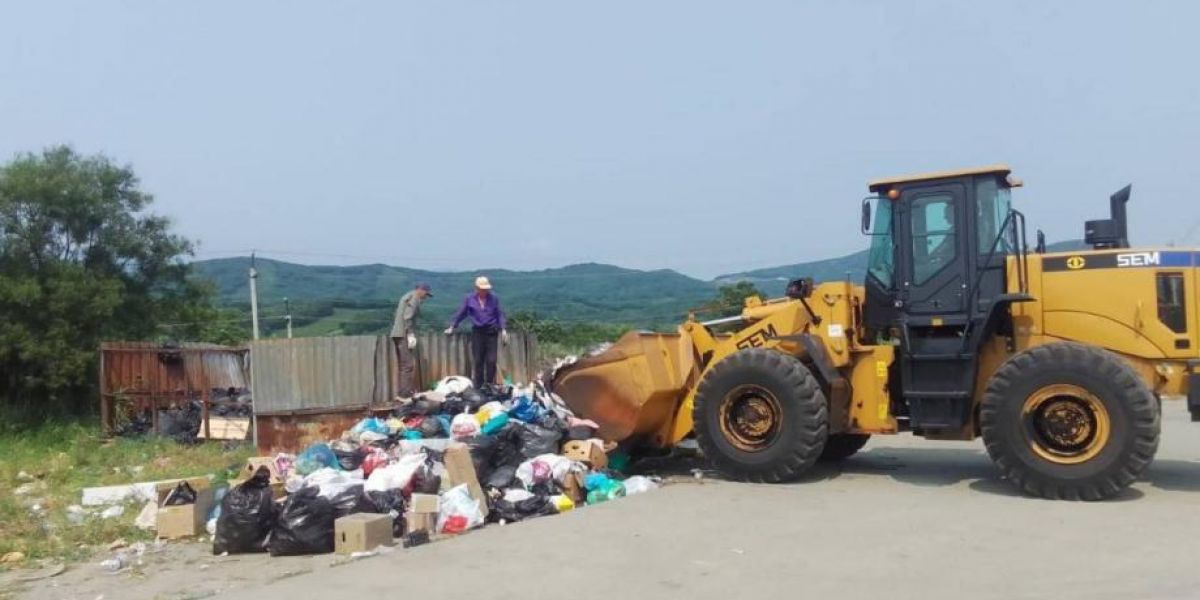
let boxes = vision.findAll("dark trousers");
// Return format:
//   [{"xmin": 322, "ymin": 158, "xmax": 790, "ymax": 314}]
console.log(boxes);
[
  {"xmin": 392, "ymin": 337, "xmax": 416, "ymax": 397},
  {"xmin": 471, "ymin": 327, "xmax": 499, "ymax": 387}
]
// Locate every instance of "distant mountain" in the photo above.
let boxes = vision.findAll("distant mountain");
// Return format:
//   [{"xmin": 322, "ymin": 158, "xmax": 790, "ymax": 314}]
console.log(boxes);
[
  {"xmin": 192, "ymin": 257, "xmax": 716, "ymax": 327},
  {"xmin": 193, "ymin": 239, "xmax": 1088, "ymax": 331}
]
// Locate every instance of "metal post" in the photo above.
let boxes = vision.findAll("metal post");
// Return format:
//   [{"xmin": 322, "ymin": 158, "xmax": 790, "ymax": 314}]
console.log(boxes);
[
  {"xmin": 249, "ymin": 253, "xmax": 260, "ymax": 340},
  {"xmin": 285, "ymin": 297, "xmax": 293, "ymax": 339}
]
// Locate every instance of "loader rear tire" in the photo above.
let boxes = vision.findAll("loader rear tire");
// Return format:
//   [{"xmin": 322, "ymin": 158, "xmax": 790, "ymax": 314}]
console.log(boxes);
[
  {"xmin": 693, "ymin": 349, "xmax": 828, "ymax": 483},
  {"xmin": 980, "ymin": 342, "xmax": 1160, "ymax": 500},
  {"xmin": 820, "ymin": 433, "xmax": 871, "ymax": 461}
]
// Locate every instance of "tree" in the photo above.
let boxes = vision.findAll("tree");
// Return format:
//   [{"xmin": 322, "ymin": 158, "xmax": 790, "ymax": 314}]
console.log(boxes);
[
  {"xmin": 704, "ymin": 281, "xmax": 765, "ymax": 318},
  {"xmin": 0, "ymin": 146, "xmax": 224, "ymax": 417}
]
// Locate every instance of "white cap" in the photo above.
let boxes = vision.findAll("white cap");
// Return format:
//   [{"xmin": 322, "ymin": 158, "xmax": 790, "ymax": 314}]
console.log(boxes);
[{"xmin": 474, "ymin": 276, "xmax": 492, "ymax": 290}]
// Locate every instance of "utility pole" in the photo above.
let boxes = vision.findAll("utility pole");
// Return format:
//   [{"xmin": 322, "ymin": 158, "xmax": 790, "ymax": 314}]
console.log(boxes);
[
  {"xmin": 284, "ymin": 297, "xmax": 293, "ymax": 339},
  {"xmin": 249, "ymin": 252, "xmax": 260, "ymax": 340}
]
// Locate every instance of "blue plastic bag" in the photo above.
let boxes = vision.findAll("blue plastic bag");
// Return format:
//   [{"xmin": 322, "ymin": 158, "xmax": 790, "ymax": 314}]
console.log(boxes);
[
  {"xmin": 350, "ymin": 417, "xmax": 390, "ymax": 436},
  {"xmin": 584, "ymin": 472, "xmax": 612, "ymax": 491},
  {"xmin": 508, "ymin": 395, "xmax": 542, "ymax": 423},
  {"xmin": 295, "ymin": 442, "xmax": 339, "ymax": 475}
]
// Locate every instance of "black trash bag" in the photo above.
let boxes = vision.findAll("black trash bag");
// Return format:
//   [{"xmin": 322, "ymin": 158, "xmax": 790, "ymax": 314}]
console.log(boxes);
[
  {"xmin": 440, "ymin": 398, "xmax": 466, "ymax": 416},
  {"xmin": 402, "ymin": 530, "xmax": 430, "ymax": 548},
  {"xmin": 530, "ymin": 480, "xmax": 562, "ymax": 498},
  {"xmin": 213, "ymin": 467, "xmax": 277, "ymax": 555},
  {"xmin": 492, "ymin": 423, "xmax": 526, "ymax": 468},
  {"xmin": 333, "ymin": 448, "xmax": 364, "ymax": 471},
  {"xmin": 364, "ymin": 490, "xmax": 407, "ymax": 537},
  {"xmin": 410, "ymin": 465, "xmax": 441, "ymax": 495},
  {"xmin": 480, "ymin": 384, "xmax": 513, "ymax": 402},
  {"xmin": 465, "ymin": 435, "xmax": 499, "ymax": 481},
  {"xmin": 537, "ymin": 412, "xmax": 569, "ymax": 436},
  {"xmin": 419, "ymin": 417, "xmax": 444, "ymax": 438},
  {"xmin": 567, "ymin": 425, "xmax": 596, "ymax": 441},
  {"xmin": 490, "ymin": 495, "xmax": 557, "ymax": 524},
  {"xmin": 484, "ymin": 465, "xmax": 518, "ymax": 490},
  {"xmin": 269, "ymin": 487, "xmax": 336, "ymax": 556},
  {"xmin": 329, "ymin": 484, "xmax": 373, "ymax": 518},
  {"xmin": 460, "ymin": 388, "xmax": 486, "ymax": 412},
  {"xmin": 164, "ymin": 481, "xmax": 198, "ymax": 506},
  {"xmin": 516, "ymin": 423, "xmax": 562, "ymax": 459}
]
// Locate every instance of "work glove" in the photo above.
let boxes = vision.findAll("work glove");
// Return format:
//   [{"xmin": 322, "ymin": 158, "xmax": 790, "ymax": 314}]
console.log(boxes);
[
  {"xmin": 501, "ymin": 329, "xmax": 509, "ymax": 345},
  {"xmin": 406, "ymin": 334, "xmax": 417, "ymax": 349},
  {"xmin": 443, "ymin": 327, "xmax": 454, "ymax": 336}
]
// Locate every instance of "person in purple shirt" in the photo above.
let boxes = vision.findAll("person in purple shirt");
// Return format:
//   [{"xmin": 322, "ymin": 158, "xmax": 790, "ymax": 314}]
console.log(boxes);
[{"xmin": 444, "ymin": 276, "xmax": 508, "ymax": 387}]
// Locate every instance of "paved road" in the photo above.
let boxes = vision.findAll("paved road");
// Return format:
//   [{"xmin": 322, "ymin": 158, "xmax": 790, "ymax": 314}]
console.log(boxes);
[{"xmin": 220, "ymin": 403, "xmax": 1200, "ymax": 600}]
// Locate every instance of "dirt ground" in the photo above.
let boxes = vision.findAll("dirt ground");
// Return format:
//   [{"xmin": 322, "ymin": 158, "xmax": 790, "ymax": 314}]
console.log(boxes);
[{"xmin": 10, "ymin": 402, "xmax": 1200, "ymax": 600}]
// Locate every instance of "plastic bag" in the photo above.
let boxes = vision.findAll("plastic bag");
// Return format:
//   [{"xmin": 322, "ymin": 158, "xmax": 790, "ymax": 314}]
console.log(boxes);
[
  {"xmin": 329, "ymin": 484, "xmax": 372, "ymax": 518},
  {"xmin": 409, "ymin": 463, "xmax": 442, "ymax": 495},
  {"xmin": 475, "ymin": 401, "xmax": 505, "ymax": 424},
  {"xmin": 450, "ymin": 413, "xmax": 481, "ymax": 440},
  {"xmin": 586, "ymin": 480, "xmax": 626, "ymax": 505},
  {"xmin": 434, "ymin": 376, "xmax": 473, "ymax": 395},
  {"xmin": 436, "ymin": 484, "xmax": 484, "ymax": 534},
  {"xmin": 295, "ymin": 443, "xmax": 339, "ymax": 475},
  {"xmin": 361, "ymin": 448, "xmax": 390, "ymax": 478},
  {"xmin": 332, "ymin": 447, "xmax": 363, "ymax": 471},
  {"xmin": 269, "ymin": 487, "xmax": 335, "ymax": 556},
  {"xmin": 213, "ymin": 467, "xmax": 277, "ymax": 555},
  {"xmin": 622, "ymin": 476, "xmax": 658, "ymax": 495},
  {"xmin": 491, "ymin": 494, "xmax": 557, "ymax": 523},
  {"xmin": 351, "ymin": 417, "xmax": 390, "ymax": 437},
  {"xmin": 163, "ymin": 481, "xmax": 197, "ymax": 506},
  {"xmin": 484, "ymin": 465, "xmax": 517, "ymax": 489},
  {"xmin": 480, "ymin": 412, "xmax": 510, "ymax": 435},
  {"xmin": 302, "ymin": 467, "xmax": 363, "ymax": 499},
  {"xmin": 584, "ymin": 472, "xmax": 612, "ymax": 491},
  {"xmin": 551, "ymin": 494, "xmax": 575, "ymax": 512},
  {"xmin": 516, "ymin": 423, "xmax": 561, "ymax": 458},
  {"xmin": 516, "ymin": 454, "xmax": 577, "ymax": 488},
  {"xmin": 364, "ymin": 452, "xmax": 426, "ymax": 493},
  {"xmin": 508, "ymin": 395, "xmax": 542, "ymax": 423}
]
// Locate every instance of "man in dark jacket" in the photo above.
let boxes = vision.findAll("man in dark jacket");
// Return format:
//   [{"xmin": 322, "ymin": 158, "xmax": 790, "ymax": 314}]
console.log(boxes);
[{"xmin": 445, "ymin": 276, "xmax": 507, "ymax": 387}]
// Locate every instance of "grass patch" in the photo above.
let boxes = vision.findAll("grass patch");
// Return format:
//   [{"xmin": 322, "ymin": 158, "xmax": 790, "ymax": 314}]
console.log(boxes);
[{"xmin": 0, "ymin": 420, "xmax": 254, "ymax": 566}]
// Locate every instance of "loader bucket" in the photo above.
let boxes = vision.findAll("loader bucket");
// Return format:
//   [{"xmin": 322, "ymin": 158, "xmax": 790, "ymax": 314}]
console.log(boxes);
[{"xmin": 551, "ymin": 330, "xmax": 695, "ymax": 446}]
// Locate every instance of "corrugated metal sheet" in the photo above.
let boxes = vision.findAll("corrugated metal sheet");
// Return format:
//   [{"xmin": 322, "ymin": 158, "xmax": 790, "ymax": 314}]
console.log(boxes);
[
  {"xmin": 412, "ymin": 331, "xmax": 539, "ymax": 389},
  {"xmin": 251, "ymin": 333, "xmax": 540, "ymax": 416},
  {"xmin": 250, "ymin": 336, "xmax": 392, "ymax": 415},
  {"xmin": 99, "ymin": 342, "xmax": 249, "ymax": 434}
]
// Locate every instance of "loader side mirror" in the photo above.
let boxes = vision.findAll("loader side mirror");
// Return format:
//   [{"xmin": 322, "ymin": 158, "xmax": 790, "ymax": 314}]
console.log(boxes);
[
  {"xmin": 861, "ymin": 196, "xmax": 890, "ymax": 235},
  {"xmin": 861, "ymin": 198, "xmax": 872, "ymax": 234}
]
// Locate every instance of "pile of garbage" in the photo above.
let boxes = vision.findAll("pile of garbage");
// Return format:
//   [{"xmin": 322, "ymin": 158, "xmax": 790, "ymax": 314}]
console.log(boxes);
[{"xmin": 206, "ymin": 376, "xmax": 658, "ymax": 557}]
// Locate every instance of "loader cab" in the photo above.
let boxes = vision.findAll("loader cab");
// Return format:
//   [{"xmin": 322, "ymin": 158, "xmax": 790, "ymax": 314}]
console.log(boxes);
[{"xmin": 861, "ymin": 165, "xmax": 1028, "ymax": 431}]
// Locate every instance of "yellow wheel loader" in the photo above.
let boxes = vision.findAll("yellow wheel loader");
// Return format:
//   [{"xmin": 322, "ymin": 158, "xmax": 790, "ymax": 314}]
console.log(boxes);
[{"xmin": 553, "ymin": 165, "xmax": 1196, "ymax": 500}]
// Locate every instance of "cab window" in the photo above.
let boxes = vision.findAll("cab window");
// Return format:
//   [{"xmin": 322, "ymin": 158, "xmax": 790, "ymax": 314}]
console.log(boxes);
[
  {"xmin": 866, "ymin": 198, "xmax": 894, "ymax": 287},
  {"xmin": 910, "ymin": 193, "xmax": 957, "ymax": 285},
  {"xmin": 975, "ymin": 178, "xmax": 1014, "ymax": 254}
]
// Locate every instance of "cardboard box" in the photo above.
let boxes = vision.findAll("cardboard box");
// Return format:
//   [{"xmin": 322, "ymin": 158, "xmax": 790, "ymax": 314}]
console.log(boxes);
[
  {"xmin": 409, "ymin": 493, "xmax": 439, "ymax": 514},
  {"xmin": 155, "ymin": 477, "xmax": 214, "ymax": 539},
  {"xmin": 405, "ymin": 511, "xmax": 436, "ymax": 534},
  {"xmin": 335, "ymin": 513, "xmax": 394, "ymax": 555},
  {"xmin": 238, "ymin": 457, "xmax": 282, "ymax": 485},
  {"xmin": 562, "ymin": 471, "xmax": 586, "ymax": 504},
  {"xmin": 442, "ymin": 443, "xmax": 489, "ymax": 519},
  {"xmin": 561, "ymin": 440, "xmax": 608, "ymax": 469},
  {"xmin": 227, "ymin": 478, "xmax": 286, "ymax": 500}
]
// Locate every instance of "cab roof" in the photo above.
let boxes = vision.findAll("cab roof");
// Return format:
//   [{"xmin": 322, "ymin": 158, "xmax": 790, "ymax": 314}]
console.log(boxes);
[{"xmin": 867, "ymin": 164, "xmax": 1013, "ymax": 193}]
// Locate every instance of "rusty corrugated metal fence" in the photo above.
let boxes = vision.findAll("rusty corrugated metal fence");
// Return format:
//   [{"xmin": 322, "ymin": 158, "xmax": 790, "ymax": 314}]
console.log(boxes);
[
  {"xmin": 250, "ymin": 332, "xmax": 538, "ymax": 416},
  {"xmin": 99, "ymin": 342, "xmax": 249, "ymax": 434}
]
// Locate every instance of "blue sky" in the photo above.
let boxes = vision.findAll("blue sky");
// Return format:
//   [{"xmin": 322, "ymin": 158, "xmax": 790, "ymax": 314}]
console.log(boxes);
[{"xmin": 2, "ymin": 1, "xmax": 1197, "ymax": 278}]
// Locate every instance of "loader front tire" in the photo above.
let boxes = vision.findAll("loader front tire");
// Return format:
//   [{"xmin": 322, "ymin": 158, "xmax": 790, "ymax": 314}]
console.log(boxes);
[
  {"xmin": 693, "ymin": 349, "xmax": 828, "ymax": 483},
  {"xmin": 980, "ymin": 342, "xmax": 1160, "ymax": 500},
  {"xmin": 820, "ymin": 434, "xmax": 871, "ymax": 461}
]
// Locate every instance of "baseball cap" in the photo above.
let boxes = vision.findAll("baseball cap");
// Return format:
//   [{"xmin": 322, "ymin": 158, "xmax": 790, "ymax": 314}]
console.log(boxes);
[{"xmin": 416, "ymin": 282, "xmax": 433, "ymax": 296}]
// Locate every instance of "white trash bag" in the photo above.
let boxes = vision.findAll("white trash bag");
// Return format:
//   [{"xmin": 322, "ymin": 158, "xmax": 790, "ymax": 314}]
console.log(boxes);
[
  {"xmin": 435, "ymin": 376, "xmax": 473, "ymax": 395},
  {"xmin": 437, "ymin": 484, "xmax": 484, "ymax": 533}
]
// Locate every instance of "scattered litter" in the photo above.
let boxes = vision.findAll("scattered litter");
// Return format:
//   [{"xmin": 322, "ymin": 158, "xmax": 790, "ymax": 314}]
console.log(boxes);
[
  {"xmin": 1, "ymin": 551, "xmax": 25, "ymax": 563},
  {"xmin": 98, "ymin": 554, "xmax": 130, "ymax": 573},
  {"xmin": 99, "ymin": 505, "xmax": 125, "ymax": 519},
  {"xmin": 16, "ymin": 470, "xmax": 33, "ymax": 481},
  {"xmin": 14, "ymin": 481, "xmax": 44, "ymax": 496},
  {"xmin": 134, "ymin": 501, "xmax": 158, "ymax": 529},
  {"xmin": 107, "ymin": 538, "xmax": 128, "ymax": 551}
]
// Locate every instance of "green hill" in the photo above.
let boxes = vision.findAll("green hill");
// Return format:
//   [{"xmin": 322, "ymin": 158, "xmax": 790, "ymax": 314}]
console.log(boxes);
[{"xmin": 193, "ymin": 240, "xmax": 1088, "ymax": 336}]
